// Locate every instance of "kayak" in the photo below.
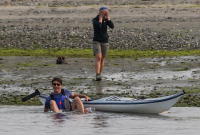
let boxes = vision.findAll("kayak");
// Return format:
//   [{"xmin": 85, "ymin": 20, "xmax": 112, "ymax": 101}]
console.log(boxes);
[{"xmin": 38, "ymin": 91, "xmax": 184, "ymax": 114}]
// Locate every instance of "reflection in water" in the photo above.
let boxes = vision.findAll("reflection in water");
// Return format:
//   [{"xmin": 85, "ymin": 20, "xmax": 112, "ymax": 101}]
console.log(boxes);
[
  {"xmin": 50, "ymin": 111, "xmax": 82, "ymax": 126},
  {"xmin": 96, "ymin": 81, "xmax": 104, "ymax": 93},
  {"xmin": 93, "ymin": 114, "xmax": 109, "ymax": 128},
  {"xmin": 130, "ymin": 113, "xmax": 170, "ymax": 119},
  {"xmin": 51, "ymin": 112, "xmax": 75, "ymax": 126},
  {"xmin": 51, "ymin": 113, "xmax": 66, "ymax": 125},
  {"xmin": 1, "ymin": 106, "xmax": 200, "ymax": 134}
]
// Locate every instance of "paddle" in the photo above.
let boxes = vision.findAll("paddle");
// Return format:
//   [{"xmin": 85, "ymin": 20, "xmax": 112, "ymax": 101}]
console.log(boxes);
[{"xmin": 22, "ymin": 89, "xmax": 41, "ymax": 102}]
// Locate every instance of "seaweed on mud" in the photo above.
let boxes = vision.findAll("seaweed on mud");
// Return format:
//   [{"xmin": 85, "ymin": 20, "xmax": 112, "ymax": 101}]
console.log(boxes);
[{"xmin": 0, "ymin": 94, "xmax": 42, "ymax": 105}]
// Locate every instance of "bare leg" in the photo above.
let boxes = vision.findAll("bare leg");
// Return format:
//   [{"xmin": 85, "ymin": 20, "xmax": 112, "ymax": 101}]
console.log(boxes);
[
  {"xmin": 95, "ymin": 53, "xmax": 102, "ymax": 74},
  {"xmin": 99, "ymin": 56, "xmax": 105, "ymax": 74},
  {"xmin": 50, "ymin": 100, "xmax": 59, "ymax": 113},
  {"xmin": 72, "ymin": 96, "xmax": 88, "ymax": 114}
]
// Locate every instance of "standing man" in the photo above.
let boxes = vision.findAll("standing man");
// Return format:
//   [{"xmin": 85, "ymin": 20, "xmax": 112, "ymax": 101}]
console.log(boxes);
[
  {"xmin": 92, "ymin": 7, "xmax": 114, "ymax": 81},
  {"xmin": 44, "ymin": 77, "xmax": 90, "ymax": 114}
]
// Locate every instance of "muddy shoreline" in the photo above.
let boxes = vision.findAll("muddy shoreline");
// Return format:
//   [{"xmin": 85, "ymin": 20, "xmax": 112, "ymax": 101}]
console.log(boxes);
[
  {"xmin": 0, "ymin": 0, "xmax": 200, "ymax": 106},
  {"xmin": 0, "ymin": 56, "xmax": 200, "ymax": 106}
]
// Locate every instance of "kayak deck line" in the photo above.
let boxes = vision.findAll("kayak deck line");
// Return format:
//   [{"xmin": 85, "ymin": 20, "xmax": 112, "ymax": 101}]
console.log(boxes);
[
  {"xmin": 82, "ymin": 92, "xmax": 184, "ymax": 105},
  {"xmin": 39, "ymin": 92, "xmax": 184, "ymax": 105}
]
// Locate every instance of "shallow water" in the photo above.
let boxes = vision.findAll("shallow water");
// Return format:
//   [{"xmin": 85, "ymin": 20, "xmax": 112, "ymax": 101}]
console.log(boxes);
[{"xmin": 0, "ymin": 106, "xmax": 200, "ymax": 135}]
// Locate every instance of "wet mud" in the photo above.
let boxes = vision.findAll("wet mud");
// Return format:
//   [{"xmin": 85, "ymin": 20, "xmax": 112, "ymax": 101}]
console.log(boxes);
[
  {"xmin": 0, "ymin": 56, "xmax": 200, "ymax": 106},
  {"xmin": 0, "ymin": 0, "xmax": 200, "ymax": 106}
]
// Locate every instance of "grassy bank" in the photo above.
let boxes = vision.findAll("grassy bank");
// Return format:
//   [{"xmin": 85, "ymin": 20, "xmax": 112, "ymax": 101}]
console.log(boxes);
[{"xmin": 1, "ymin": 48, "xmax": 200, "ymax": 58}]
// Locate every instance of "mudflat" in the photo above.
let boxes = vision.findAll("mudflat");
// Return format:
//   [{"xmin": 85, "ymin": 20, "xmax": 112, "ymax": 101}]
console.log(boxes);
[
  {"xmin": 0, "ymin": 0, "xmax": 200, "ymax": 106},
  {"xmin": 0, "ymin": 55, "xmax": 200, "ymax": 106}
]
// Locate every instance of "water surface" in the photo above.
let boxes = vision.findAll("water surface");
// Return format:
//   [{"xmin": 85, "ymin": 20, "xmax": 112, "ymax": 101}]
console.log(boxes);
[{"xmin": 0, "ymin": 106, "xmax": 200, "ymax": 135}]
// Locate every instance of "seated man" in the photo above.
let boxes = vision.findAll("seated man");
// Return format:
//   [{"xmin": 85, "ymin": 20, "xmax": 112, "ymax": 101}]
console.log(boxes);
[{"xmin": 44, "ymin": 77, "xmax": 90, "ymax": 114}]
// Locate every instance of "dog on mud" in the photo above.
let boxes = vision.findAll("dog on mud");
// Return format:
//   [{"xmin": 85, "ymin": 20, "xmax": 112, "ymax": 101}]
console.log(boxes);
[{"xmin": 56, "ymin": 57, "xmax": 67, "ymax": 64}]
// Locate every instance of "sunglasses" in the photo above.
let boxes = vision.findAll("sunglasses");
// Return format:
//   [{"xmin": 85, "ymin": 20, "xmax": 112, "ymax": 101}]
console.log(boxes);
[
  {"xmin": 100, "ymin": 7, "xmax": 108, "ymax": 10},
  {"xmin": 53, "ymin": 83, "xmax": 61, "ymax": 86}
]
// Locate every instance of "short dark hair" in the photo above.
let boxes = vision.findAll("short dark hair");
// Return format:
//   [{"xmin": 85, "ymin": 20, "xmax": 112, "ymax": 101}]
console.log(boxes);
[{"xmin": 52, "ymin": 77, "xmax": 62, "ymax": 85}]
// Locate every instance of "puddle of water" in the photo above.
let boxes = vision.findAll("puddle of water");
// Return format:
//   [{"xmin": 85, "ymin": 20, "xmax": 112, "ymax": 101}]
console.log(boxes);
[{"xmin": 104, "ymin": 68, "xmax": 200, "ymax": 81}]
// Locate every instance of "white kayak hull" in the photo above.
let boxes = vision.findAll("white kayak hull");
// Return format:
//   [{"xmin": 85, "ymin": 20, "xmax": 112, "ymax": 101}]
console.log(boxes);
[{"xmin": 39, "ymin": 91, "xmax": 184, "ymax": 114}]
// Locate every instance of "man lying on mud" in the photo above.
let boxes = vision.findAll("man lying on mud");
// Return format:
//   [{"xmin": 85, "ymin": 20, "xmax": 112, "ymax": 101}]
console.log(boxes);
[{"xmin": 44, "ymin": 77, "xmax": 90, "ymax": 114}]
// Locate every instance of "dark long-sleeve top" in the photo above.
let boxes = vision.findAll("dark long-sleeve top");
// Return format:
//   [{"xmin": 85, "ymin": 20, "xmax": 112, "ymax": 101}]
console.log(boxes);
[{"xmin": 92, "ymin": 15, "xmax": 114, "ymax": 43}]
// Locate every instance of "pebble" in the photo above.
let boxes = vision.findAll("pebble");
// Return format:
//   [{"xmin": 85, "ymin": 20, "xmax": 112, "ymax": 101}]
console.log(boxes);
[{"xmin": 0, "ymin": 0, "xmax": 199, "ymax": 51}]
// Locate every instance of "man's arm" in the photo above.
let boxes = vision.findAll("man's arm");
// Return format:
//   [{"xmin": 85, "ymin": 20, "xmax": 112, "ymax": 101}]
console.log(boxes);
[
  {"xmin": 99, "ymin": 10, "xmax": 105, "ymax": 23},
  {"xmin": 104, "ymin": 10, "xmax": 114, "ymax": 28},
  {"xmin": 93, "ymin": 10, "xmax": 105, "ymax": 28},
  {"xmin": 44, "ymin": 97, "xmax": 50, "ymax": 112},
  {"xmin": 44, "ymin": 108, "xmax": 49, "ymax": 112},
  {"xmin": 71, "ymin": 94, "xmax": 91, "ymax": 101},
  {"xmin": 107, "ymin": 19, "xmax": 114, "ymax": 28}
]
